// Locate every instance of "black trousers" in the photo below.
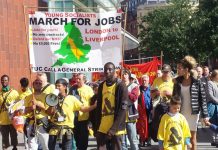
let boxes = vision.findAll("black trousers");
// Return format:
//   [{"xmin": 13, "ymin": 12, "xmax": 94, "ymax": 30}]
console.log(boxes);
[
  {"xmin": 0, "ymin": 124, "xmax": 18, "ymax": 149},
  {"xmin": 96, "ymin": 132, "xmax": 123, "ymax": 150},
  {"xmin": 74, "ymin": 120, "xmax": 89, "ymax": 150}
]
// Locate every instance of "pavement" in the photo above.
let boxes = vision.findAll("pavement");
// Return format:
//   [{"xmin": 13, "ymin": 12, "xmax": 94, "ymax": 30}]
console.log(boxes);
[{"xmin": 0, "ymin": 126, "xmax": 217, "ymax": 150}]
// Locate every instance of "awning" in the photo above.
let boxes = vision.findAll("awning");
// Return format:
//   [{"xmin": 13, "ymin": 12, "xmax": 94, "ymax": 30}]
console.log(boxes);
[{"xmin": 122, "ymin": 29, "xmax": 140, "ymax": 50}]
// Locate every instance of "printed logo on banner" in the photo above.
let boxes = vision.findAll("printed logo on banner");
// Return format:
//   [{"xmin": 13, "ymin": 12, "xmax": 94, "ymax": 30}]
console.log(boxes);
[{"xmin": 52, "ymin": 23, "xmax": 91, "ymax": 66}]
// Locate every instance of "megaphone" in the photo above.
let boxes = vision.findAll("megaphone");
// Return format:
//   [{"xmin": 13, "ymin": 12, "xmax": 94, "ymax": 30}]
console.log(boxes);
[{"xmin": 45, "ymin": 94, "xmax": 59, "ymax": 107}]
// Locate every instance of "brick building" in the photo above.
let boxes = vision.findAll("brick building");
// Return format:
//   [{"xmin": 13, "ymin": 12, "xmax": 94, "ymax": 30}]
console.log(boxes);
[{"xmin": 0, "ymin": 0, "xmax": 47, "ymax": 89}]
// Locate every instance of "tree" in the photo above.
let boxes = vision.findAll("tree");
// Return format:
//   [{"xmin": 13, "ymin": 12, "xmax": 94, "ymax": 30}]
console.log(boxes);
[
  {"xmin": 139, "ymin": 0, "xmax": 218, "ymax": 64},
  {"xmin": 187, "ymin": 0, "xmax": 218, "ymax": 63}
]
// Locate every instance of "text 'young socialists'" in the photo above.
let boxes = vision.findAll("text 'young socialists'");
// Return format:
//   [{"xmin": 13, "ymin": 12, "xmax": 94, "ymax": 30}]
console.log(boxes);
[{"xmin": 29, "ymin": 16, "xmax": 121, "ymax": 26}]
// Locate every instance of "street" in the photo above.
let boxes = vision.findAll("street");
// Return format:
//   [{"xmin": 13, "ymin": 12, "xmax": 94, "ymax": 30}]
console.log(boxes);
[{"xmin": 0, "ymin": 126, "xmax": 217, "ymax": 150}]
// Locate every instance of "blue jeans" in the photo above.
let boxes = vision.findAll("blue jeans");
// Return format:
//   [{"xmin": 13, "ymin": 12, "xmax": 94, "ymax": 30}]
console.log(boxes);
[
  {"xmin": 122, "ymin": 122, "xmax": 139, "ymax": 150},
  {"xmin": 48, "ymin": 134, "xmax": 72, "ymax": 150}
]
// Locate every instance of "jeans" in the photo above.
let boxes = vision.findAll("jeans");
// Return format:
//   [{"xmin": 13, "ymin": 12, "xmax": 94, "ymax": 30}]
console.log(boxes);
[
  {"xmin": 48, "ymin": 134, "xmax": 72, "ymax": 150},
  {"xmin": 122, "ymin": 122, "xmax": 138, "ymax": 150},
  {"xmin": 26, "ymin": 124, "xmax": 49, "ymax": 150}
]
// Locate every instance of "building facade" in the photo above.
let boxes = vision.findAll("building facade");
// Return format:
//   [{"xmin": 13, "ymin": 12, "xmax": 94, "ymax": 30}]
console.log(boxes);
[{"xmin": 0, "ymin": 0, "xmax": 46, "ymax": 89}]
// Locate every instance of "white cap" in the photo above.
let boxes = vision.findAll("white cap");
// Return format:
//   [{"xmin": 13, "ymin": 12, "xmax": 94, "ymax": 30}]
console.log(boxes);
[{"xmin": 131, "ymin": 74, "xmax": 137, "ymax": 79}]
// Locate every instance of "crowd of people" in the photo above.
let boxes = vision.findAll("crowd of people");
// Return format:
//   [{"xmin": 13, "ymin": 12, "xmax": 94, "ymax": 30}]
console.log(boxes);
[{"xmin": 0, "ymin": 57, "xmax": 218, "ymax": 150}]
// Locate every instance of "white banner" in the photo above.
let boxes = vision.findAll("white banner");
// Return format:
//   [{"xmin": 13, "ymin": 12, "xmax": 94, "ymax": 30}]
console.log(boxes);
[{"xmin": 28, "ymin": 12, "xmax": 122, "ymax": 73}]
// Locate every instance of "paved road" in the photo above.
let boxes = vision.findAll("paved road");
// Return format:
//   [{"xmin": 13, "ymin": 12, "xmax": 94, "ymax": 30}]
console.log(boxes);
[{"xmin": 0, "ymin": 127, "xmax": 216, "ymax": 150}]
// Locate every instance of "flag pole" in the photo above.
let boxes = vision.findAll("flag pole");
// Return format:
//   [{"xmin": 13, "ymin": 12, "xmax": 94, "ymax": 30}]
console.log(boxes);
[
  {"xmin": 23, "ymin": 5, "xmax": 38, "ymax": 139},
  {"xmin": 121, "ymin": 5, "xmax": 128, "ymax": 75}
]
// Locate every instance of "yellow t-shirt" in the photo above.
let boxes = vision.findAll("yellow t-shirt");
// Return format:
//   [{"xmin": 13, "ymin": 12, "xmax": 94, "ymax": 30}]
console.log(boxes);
[
  {"xmin": 42, "ymin": 84, "xmax": 55, "ymax": 94},
  {"xmin": 24, "ymin": 93, "xmax": 48, "ymax": 120},
  {"xmin": 152, "ymin": 77, "xmax": 174, "ymax": 97},
  {"xmin": 49, "ymin": 95, "xmax": 82, "ymax": 135},
  {"xmin": 18, "ymin": 88, "xmax": 32, "ymax": 100},
  {"xmin": 77, "ymin": 85, "xmax": 94, "ymax": 121},
  {"xmin": 98, "ymin": 83, "xmax": 125, "ymax": 135},
  {"xmin": 157, "ymin": 113, "xmax": 191, "ymax": 150},
  {"xmin": 0, "ymin": 89, "xmax": 19, "ymax": 125}
]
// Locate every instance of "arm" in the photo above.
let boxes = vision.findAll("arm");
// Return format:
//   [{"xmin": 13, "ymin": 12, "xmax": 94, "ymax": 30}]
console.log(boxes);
[
  {"xmin": 207, "ymin": 81, "xmax": 218, "ymax": 104},
  {"xmin": 199, "ymin": 82, "xmax": 208, "ymax": 118},
  {"xmin": 210, "ymin": 124, "xmax": 218, "ymax": 133},
  {"xmin": 80, "ymin": 101, "xmax": 97, "ymax": 112},
  {"xmin": 158, "ymin": 140, "xmax": 164, "ymax": 150},
  {"xmin": 45, "ymin": 106, "xmax": 56, "ymax": 116},
  {"xmin": 128, "ymin": 86, "xmax": 139, "ymax": 103}
]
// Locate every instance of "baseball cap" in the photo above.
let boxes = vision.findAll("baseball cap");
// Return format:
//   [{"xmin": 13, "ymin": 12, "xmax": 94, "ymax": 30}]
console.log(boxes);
[
  {"xmin": 162, "ymin": 64, "xmax": 171, "ymax": 72},
  {"xmin": 130, "ymin": 74, "xmax": 137, "ymax": 79}
]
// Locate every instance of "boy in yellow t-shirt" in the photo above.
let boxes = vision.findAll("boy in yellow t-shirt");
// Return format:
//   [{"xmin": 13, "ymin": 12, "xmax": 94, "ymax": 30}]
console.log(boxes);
[{"xmin": 157, "ymin": 96, "xmax": 191, "ymax": 150}]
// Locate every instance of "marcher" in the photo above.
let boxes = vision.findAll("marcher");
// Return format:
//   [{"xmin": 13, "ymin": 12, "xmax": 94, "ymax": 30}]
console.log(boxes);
[
  {"xmin": 157, "ymin": 96, "xmax": 192, "ymax": 150},
  {"xmin": 69, "ymin": 73, "xmax": 94, "ymax": 150},
  {"xmin": 24, "ymin": 79, "xmax": 49, "ymax": 150},
  {"xmin": 122, "ymin": 69, "xmax": 139, "ymax": 150},
  {"xmin": 18, "ymin": 77, "xmax": 32, "ymax": 100},
  {"xmin": 0, "ymin": 74, "xmax": 19, "ymax": 150},
  {"xmin": 36, "ymin": 73, "xmax": 55, "ymax": 94},
  {"xmin": 152, "ymin": 64, "xmax": 174, "ymax": 101},
  {"xmin": 95, "ymin": 62, "xmax": 129, "ymax": 150},
  {"xmin": 18, "ymin": 77, "xmax": 32, "ymax": 149},
  {"xmin": 46, "ymin": 78, "xmax": 96, "ymax": 150},
  {"xmin": 206, "ymin": 70, "xmax": 218, "ymax": 146},
  {"xmin": 173, "ymin": 56, "xmax": 208, "ymax": 150},
  {"xmin": 137, "ymin": 74, "xmax": 152, "ymax": 147}
]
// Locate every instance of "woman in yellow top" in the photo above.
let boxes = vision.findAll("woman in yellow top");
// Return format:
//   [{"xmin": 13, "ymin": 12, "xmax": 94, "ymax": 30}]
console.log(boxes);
[{"xmin": 46, "ymin": 78, "xmax": 96, "ymax": 150}]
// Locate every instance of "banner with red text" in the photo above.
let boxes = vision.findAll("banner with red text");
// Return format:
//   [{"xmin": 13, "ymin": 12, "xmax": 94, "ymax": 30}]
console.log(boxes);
[
  {"xmin": 124, "ymin": 57, "xmax": 161, "ymax": 84},
  {"xmin": 28, "ymin": 12, "xmax": 122, "ymax": 73}
]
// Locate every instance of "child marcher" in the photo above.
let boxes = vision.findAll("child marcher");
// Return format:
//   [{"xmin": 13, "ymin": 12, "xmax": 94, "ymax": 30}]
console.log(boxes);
[{"xmin": 157, "ymin": 96, "xmax": 192, "ymax": 150}]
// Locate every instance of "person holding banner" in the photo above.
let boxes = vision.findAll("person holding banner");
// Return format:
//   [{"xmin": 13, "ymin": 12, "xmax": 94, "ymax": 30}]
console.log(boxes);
[
  {"xmin": 0, "ymin": 74, "xmax": 19, "ymax": 150},
  {"xmin": 46, "ymin": 78, "xmax": 96, "ymax": 150},
  {"xmin": 36, "ymin": 73, "xmax": 55, "ymax": 94},
  {"xmin": 95, "ymin": 62, "xmax": 129, "ymax": 150},
  {"xmin": 24, "ymin": 79, "xmax": 50, "ymax": 150}
]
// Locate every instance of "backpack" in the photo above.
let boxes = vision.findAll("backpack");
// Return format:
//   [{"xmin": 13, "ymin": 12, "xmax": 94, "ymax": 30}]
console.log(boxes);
[{"xmin": 150, "ymin": 102, "xmax": 169, "ymax": 142}]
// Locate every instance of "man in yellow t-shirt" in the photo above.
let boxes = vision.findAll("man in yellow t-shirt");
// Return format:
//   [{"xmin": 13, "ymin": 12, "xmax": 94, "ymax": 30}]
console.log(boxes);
[
  {"xmin": 36, "ymin": 72, "xmax": 55, "ymax": 94},
  {"xmin": 157, "ymin": 96, "xmax": 191, "ymax": 150},
  {"xmin": 152, "ymin": 64, "xmax": 174, "ymax": 101},
  {"xmin": 24, "ymin": 79, "xmax": 49, "ymax": 150},
  {"xmin": 95, "ymin": 62, "xmax": 129, "ymax": 150},
  {"xmin": 46, "ymin": 78, "xmax": 96, "ymax": 150},
  {"xmin": 69, "ymin": 73, "xmax": 94, "ymax": 150},
  {"xmin": 0, "ymin": 75, "xmax": 19, "ymax": 150}
]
